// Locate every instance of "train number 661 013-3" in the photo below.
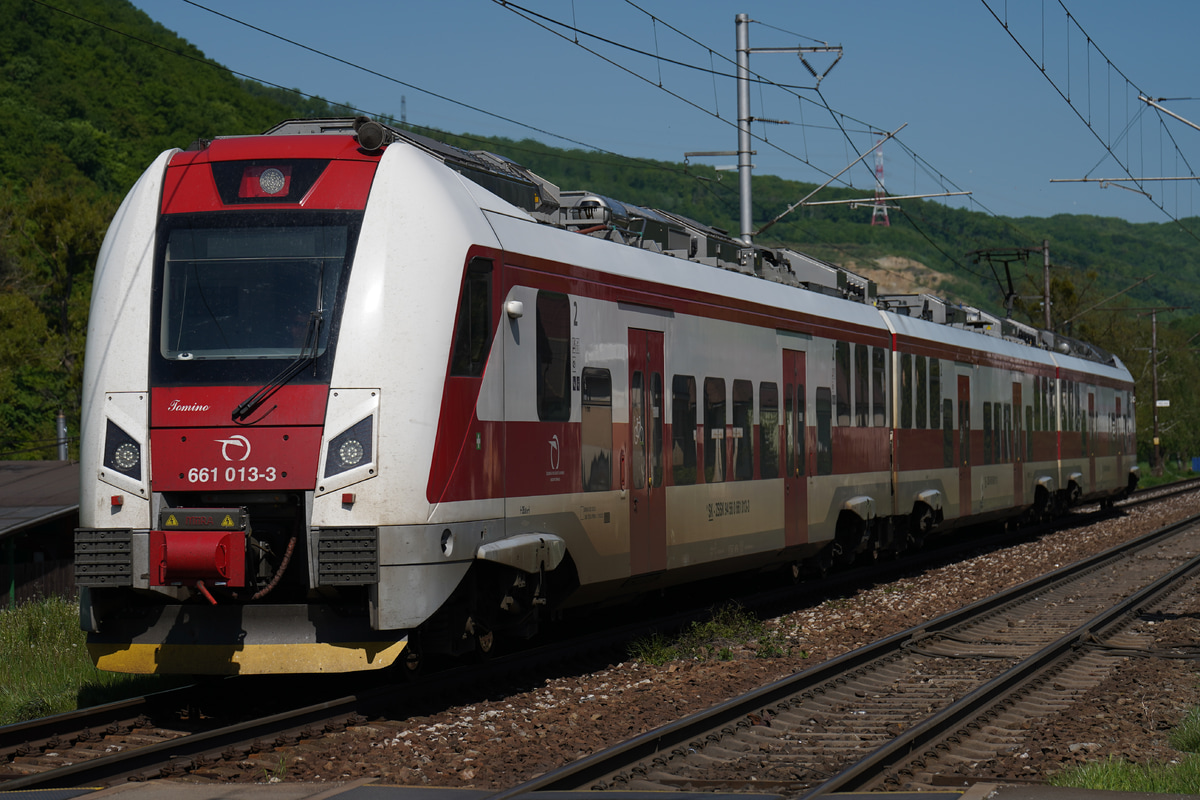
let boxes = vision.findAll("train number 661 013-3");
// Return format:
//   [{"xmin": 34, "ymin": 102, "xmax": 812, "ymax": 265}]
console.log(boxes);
[{"xmin": 186, "ymin": 466, "xmax": 279, "ymax": 483}]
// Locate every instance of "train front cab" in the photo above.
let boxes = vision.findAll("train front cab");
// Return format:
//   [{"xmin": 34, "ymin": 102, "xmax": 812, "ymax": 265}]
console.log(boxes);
[{"xmin": 74, "ymin": 133, "xmax": 409, "ymax": 674}]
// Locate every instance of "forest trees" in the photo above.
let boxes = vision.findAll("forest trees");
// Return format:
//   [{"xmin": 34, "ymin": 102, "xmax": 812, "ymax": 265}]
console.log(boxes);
[{"xmin": 0, "ymin": 177, "xmax": 113, "ymax": 459}]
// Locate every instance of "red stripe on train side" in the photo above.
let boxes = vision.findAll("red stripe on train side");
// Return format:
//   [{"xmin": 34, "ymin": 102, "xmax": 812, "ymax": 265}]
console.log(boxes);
[
  {"xmin": 426, "ymin": 379, "xmax": 505, "ymax": 504},
  {"xmin": 831, "ymin": 427, "xmax": 891, "ymax": 475},
  {"xmin": 893, "ymin": 429, "xmax": 949, "ymax": 472}
]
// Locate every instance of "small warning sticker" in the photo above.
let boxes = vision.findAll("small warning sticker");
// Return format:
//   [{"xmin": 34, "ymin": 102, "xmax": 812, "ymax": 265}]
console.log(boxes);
[{"xmin": 157, "ymin": 507, "xmax": 247, "ymax": 531}]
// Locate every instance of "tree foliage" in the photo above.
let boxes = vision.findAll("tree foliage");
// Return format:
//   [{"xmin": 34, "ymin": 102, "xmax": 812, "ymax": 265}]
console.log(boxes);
[{"xmin": 0, "ymin": 0, "xmax": 344, "ymax": 457}]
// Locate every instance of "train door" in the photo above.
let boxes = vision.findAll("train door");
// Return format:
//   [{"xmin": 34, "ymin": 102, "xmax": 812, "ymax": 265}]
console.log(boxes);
[
  {"xmin": 783, "ymin": 349, "xmax": 808, "ymax": 547},
  {"xmin": 958, "ymin": 375, "xmax": 971, "ymax": 516},
  {"xmin": 628, "ymin": 329, "xmax": 665, "ymax": 575},
  {"xmin": 1012, "ymin": 382, "xmax": 1023, "ymax": 506}
]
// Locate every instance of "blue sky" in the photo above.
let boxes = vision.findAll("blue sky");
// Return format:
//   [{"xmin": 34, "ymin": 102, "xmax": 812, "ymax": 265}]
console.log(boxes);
[{"xmin": 128, "ymin": 1, "xmax": 1200, "ymax": 226}]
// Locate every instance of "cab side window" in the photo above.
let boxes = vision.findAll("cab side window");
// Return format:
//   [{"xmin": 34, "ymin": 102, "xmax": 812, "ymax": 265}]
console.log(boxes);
[{"xmin": 450, "ymin": 258, "xmax": 492, "ymax": 377}]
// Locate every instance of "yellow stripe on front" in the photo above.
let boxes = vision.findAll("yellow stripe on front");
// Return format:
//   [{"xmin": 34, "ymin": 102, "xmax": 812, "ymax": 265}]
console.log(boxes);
[{"xmin": 89, "ymin": 638, "xmax": 407, "ymax": 675}]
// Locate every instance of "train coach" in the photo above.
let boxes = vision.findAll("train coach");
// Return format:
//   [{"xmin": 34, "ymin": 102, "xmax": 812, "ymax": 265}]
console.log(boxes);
[{"xmin": 74, "ymin": 118, "xmax": 1137, "ymax": 674}]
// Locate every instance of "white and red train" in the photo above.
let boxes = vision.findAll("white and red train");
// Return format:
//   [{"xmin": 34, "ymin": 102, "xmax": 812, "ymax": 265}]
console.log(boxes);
[{"xmin": 74, "ymin": 118, "xmax": 1137, "ymax": 674}]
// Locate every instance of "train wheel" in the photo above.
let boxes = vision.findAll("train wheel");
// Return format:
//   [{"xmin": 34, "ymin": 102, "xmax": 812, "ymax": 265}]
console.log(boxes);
[
  {"xmin": 909, "ymin": 506, "xmax": 934, "ymax": 551},
  {"xmin": 476, "ymin": 627, "xmax": 496, "ymax": 659},
  {"xmin": 399, "ymin": 643, "xmax": 423, "ymax": 680},
  {"xmin": 809, "ymin": 546, "xmax": 834, "ymax": 578}
]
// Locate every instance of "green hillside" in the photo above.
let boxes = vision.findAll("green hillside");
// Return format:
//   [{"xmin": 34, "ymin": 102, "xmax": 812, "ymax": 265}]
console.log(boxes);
[{"xmin": 2, "ymin": 0, "xmax": 1198, "ymax": 462}]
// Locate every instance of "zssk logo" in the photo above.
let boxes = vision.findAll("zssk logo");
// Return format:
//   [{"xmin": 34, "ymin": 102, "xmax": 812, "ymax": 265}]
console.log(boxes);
[{"xmin": 215, "ymin": 434, "xmax": 251, "ymax": 462}]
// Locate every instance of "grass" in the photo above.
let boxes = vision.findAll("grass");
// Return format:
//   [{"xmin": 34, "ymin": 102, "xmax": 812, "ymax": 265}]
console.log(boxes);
[
  {"xmin": 1049, "ymin": 755, "xmax": 1200, "ymax": 794},
  {"xmin": 0, "ymin": 595, "xmax": 177, "ymax": 725},
  {"xmin": 1136, "ymin": 459, "xmax": 1195, "ymax": 490},
  {"xmin": 1170, "ymin": 707, "xmax": 1200, "ymax": 753},
  {"xmin": 627, "ymin": 603, "xmax": 793, "ymax": 665}
]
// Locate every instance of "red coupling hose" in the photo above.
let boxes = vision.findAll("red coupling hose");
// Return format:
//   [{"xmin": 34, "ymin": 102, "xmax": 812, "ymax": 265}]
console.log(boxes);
[{"xmin": 196, "ymin": 579, "xmax": 218, "ymax": 605}]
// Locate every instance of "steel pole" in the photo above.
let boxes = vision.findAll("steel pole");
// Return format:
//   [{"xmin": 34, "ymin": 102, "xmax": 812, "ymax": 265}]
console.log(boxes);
[
  {"xmin": 1151, "ymin": 310, "xmax": 1162, "ymax": 476},
  {"xmin": 736, "ymin": 13, "xmax": 752, "ymax": 245},
  {"xmin": 1043, "ymin": 240, "xmax": 1051, "ymax": 330}
]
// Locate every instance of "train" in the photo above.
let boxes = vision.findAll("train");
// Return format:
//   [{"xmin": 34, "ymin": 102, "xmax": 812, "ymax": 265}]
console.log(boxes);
[{"xmin": 74, "ymin": 117, "xmax": 1138, "ymax": 675}]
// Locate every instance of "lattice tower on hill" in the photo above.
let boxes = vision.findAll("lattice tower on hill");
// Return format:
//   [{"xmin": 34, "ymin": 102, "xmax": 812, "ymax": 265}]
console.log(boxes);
[{"xmin": 871, "ymin": 140, "xmax": 889, "ymax": 226}]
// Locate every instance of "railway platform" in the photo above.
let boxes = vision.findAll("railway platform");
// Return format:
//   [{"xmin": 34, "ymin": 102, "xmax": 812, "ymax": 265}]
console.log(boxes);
[{"xmin": 2, "ymin": 781, "xmax": 1196, "ymax": 800}]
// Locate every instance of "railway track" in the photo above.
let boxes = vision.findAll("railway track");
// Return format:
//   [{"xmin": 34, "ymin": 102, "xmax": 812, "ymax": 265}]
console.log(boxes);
[
  {"xmin": 485, "ymin": 509, "xmax": 1200, "ymax": 798},
  {"xmin": 0, "ymin": 610, "xmax": 654, "ymax": 790},
  {"xmin": 0, "ymin": 676, "xmax": 386, "ymax": 789},
  {"xmin": 3, "ymin": 480, "xmax": 1196, "ymax": 792}
]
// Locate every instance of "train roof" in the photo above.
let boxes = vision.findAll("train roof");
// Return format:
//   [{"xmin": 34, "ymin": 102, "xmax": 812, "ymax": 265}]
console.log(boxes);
[{"xmin": 260, "ymin": 118, "xmax": 1122, "ymax": 373}]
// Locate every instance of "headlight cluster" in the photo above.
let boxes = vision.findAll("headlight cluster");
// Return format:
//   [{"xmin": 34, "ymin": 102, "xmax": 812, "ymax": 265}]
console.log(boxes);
[
  {"xmin": 325, "ymin": 417, "xmax": 373, "ymax": 477},
  {"xmin": 102, "ymin": 420, "xmax": 142, "ymax": 480}
]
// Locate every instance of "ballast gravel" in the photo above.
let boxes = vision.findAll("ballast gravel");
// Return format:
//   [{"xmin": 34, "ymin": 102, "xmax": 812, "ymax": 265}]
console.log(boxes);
[{"xmin": 195, "ymin": 491, "xmax": 1200, "ymax": 789}]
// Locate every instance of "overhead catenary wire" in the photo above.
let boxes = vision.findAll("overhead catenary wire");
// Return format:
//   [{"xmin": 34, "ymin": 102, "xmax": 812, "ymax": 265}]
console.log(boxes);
[
  {"xmin": 492, "ymin": 0, "xmax": 1008, "ymax": 275},
  {"xmin": 979, "ymin": 0, "xmax": 1200, "ymax": 244},
  {"xmin": 490, "ymin": 0, "xmax": 850, "ymax": 188}
]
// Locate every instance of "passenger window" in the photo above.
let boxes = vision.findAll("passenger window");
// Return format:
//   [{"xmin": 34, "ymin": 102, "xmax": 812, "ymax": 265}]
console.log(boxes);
[
  {"xmin": 816, "ymin": 387, "xmax": 832, "ymax": 476},
  {"xmin": 900, "ymin": 353, "xmax": 912, "ymax": 429},
  {"xmin": 835, "ymin": 342, "xmax": 851, "ymax": 426},
  {"xmin": 855, "ymin": 344, "xmax": 869, "ymax": 427},
  {"xmin": 942, "ymin": 399, "xmax": 954, "ymax": 468},
  {"xmin": 1033, "ymin": 378, "xmax": 1042, "ymax": 431},
  {"xmin": 671, "ymin": 375, "xmax": 697, "ymax": 485},
  {"xmin": 1070, "ymin": 381, "xmax": 1080, "ymax": 431},
  {"xmin": 1049, "ymin": 379, "xmax": 1057, "ymax": 431},
  {"xmin": 915, "ymin": 356, "xmax": 927, "ymax": 429},
  {"xmin": 993, "ymin": 403, "xmax": 1002, "ymax": 463},
  {"xmin": 1003, "ymin": 403, "xmax": 1012, "ymax": 463},
  {"xmin": 871, "ymin": 347, "xmax": 886, "ymax": 427},
  {"xmin": 1043, "ymin": 377, "xmax": 1051, "ymax": 431},
  {"xmin": 759, "ymin": 382, "xmax": 780, "ymax": 479},
  {"xmin": 581, "ymin": 368, "xmax": 611, "ymax": 491},
  {"xmin": 732, "ymin": 380, "xmax": 754, "ymax": 481},
  {"xmin": 1082, "ymin": 389, "xmax": 1091, "ymax": 453},
  {"xmin": 704, "ymin": 378, "xmax": 726, "ymax": 483},
  {"xmin": 929, "ymin": 358, "xmax": 941, "ymax": 430},
  {"xmin": 535, "ymin": 291, "xmax": 571, "ymax": 421},
  {"xmin": 983, "ymin": 401, "xmax": 993, "ymax": 465},
  {"xmin": 1026, "ymin": 406, "xmax": 1034, "ymax": 460}
]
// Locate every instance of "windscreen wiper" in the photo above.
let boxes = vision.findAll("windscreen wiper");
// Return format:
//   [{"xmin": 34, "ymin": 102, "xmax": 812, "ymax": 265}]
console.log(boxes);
[{"xmin": 232, "ymin": 311, "xmax": 322, "ymax": 423}]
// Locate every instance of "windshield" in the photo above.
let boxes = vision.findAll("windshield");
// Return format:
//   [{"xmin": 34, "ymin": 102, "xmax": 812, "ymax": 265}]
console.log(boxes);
[{"xmin": 160, "ymin": 224, "xmax": 348, "ymax": 361}]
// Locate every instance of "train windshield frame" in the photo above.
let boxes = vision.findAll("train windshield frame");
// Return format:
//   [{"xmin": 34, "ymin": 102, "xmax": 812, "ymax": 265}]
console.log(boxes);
[{"xmin": 150, "ymin": 210, "xmax": 363, "ymax": 386}]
